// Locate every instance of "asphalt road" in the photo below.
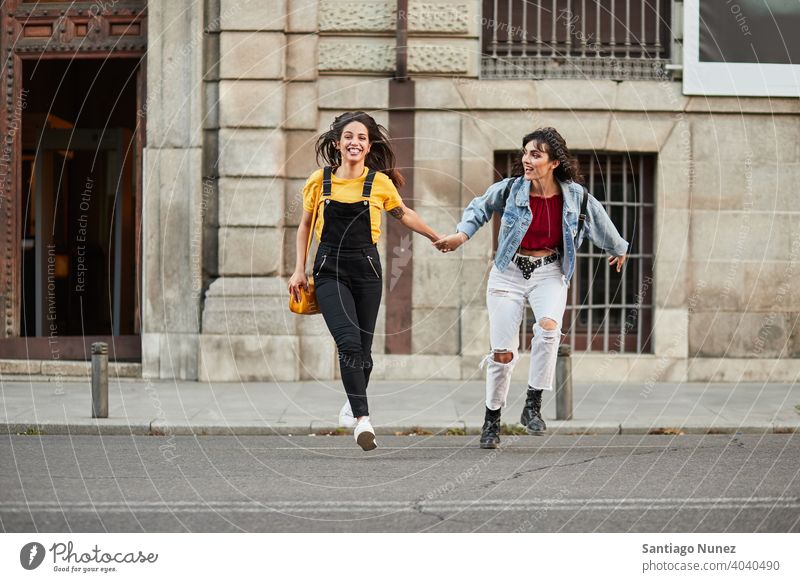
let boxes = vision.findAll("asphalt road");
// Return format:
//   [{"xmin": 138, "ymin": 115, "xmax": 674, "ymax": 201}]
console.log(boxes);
[{"xmin": 1, "ymin": 434, "xmax": 799, "ymax": 532}]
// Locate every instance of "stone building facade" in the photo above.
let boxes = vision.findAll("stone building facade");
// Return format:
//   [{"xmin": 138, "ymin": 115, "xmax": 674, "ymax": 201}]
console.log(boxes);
[
  {"xmin": 155, "ymin": 0, "xmax": 796, "ymax": 385},
  {"xmin": 4, "ymin": 1, "xmax": 796, "ymax": 383}
]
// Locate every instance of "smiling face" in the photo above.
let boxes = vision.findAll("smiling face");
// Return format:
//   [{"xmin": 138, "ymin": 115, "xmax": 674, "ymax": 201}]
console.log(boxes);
[
  {"xmin": 522, "ymin": 140, "xmax": 559, "ymax": 182},
  {"xmin": 336, "ymin": 121, "xmax": 371, "ymax": 165}
]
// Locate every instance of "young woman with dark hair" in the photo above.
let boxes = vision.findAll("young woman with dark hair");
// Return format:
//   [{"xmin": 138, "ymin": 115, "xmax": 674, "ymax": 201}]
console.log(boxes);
[
  {"xmin": 289, "ymin": 111, "xmax": 441, "ymax": 451},
  {"xmin": 435, "ymin": 127, "xmax": 629, "ymax": 449}
]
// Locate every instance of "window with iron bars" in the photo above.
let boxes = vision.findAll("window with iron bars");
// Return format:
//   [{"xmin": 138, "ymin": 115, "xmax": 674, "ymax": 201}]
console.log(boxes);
[
  {"xmin": 481, "ymin": 0, "xmax": 672, "ymax": 80},
  {"xmin": 492, "ymin": 151, "xmax": 654, "ymax": 353}
]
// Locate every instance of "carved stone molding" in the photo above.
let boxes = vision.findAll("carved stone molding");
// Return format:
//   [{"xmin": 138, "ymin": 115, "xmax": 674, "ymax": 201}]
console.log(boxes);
[
  {"xmin": 318, "ymin": 41, "xmax": 394, "ymax": 72},
  {"xmin": 408, "ymin": 3, "xmax": 469, "ymax": 33},
  {"xmin": 319, "ymin": 40, "xmax": 469, "ymax": 74},
  {"xmin": 320, "ymin": 1, "xmax": 469, "ymax": 34},
  {"xmin": 409, "ymin": 45, "xmax": 469, "ymax": 73},
  {"xmin": 319, "ymin": 2, "xmax": 393, "ymax": 32}
]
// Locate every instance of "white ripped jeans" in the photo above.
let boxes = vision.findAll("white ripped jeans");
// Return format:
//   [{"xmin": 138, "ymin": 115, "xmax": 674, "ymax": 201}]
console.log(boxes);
[{"xmin": 482, "ymin": 258, "xmax": 568, "ymax": 411}]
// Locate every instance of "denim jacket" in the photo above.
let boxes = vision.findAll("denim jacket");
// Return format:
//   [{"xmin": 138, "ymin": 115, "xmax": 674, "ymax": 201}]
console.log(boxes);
[{"xmin": 456, "ymin": 177, "xmax": 629, "ymax": 283}]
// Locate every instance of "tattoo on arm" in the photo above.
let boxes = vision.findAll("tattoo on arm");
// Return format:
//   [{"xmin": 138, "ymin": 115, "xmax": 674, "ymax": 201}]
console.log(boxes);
[{"xmin": 389, "ymin": 207, "xmax": 405, "ymax": 220}]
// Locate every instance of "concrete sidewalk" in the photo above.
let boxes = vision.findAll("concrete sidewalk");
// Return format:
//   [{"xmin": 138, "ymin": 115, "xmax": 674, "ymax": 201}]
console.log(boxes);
[{"xmin": 1, "ymin": 375, "xmax": 799, "ymax": 437}]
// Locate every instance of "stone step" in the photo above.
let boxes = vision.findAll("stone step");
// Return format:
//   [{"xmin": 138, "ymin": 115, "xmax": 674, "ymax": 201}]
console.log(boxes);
[{"xmin": 0, "ymin": 359, "xmax": 141, "ymax": 379}]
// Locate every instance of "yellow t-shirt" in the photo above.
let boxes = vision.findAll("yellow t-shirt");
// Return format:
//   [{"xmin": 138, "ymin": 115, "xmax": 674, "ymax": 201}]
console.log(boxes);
[{"xmin": 302, "ymin": 167, "xmax": 403, "ymax": 244}]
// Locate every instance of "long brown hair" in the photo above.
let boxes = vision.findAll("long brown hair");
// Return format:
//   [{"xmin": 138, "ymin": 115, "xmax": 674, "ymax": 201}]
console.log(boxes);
[
  {"xmin": 315, "ymin": 111, "xmax": 405, "ymax": 187},
  {"xmin": 514, "ymin": 127, "xmax": 584, "ymax": 184}
]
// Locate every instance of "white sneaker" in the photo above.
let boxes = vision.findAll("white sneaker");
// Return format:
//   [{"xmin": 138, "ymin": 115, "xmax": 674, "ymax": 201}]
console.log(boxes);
[
  {"xmin": 338, "ymin": 401, "xmax": 356, "ymax": 428},
  {"xmin": 354, "ymin": 417, "xmax": 377, "ymax": 451}
]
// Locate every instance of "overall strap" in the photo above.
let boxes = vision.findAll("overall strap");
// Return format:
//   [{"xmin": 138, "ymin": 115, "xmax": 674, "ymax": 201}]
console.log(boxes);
[
  {"xmin": 361, "ymin": 168, "xmax": 377, "ymax": 198},
  {"xmin": 322, "ymin": 166, "xmax": 332, "ymax": 196},
  {"xmin": 304, "ymin": 174, "xmax": 323, "ymax": 261},
  {"xmin": 574, "ymin": 186, "xmax": 588, "ymax": 245}
]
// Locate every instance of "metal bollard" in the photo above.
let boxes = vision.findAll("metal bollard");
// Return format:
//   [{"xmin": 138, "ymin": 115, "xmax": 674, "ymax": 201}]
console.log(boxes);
[
  {"xmin": 555, "ymin": 345, "xmax": 573, "ymax": 420},
  {"xmin": 91, "ymin": 342, "xmax": 108, "ymax": 418}
]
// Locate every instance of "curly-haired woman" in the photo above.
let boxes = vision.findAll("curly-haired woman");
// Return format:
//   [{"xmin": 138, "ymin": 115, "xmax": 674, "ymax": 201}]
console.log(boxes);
[
  {"xmin": 289, "ymin": 112, "xmax": 441, "ymax": 451},
  {"xmin": 435, "ymin": 128, "xmax": 628, "ymax": 448}
]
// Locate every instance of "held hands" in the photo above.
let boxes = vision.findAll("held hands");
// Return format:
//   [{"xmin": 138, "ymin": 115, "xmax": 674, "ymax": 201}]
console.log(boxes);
[
  {"xmin": 433, "ymin": 233, "xmax": 626, "ymax": 273},
  {"xmin": 608, "ymin": 255, "xmax": 627, "ymax": 273},
  {"xmin": 433, "ymin": 232, "xmax": 468, "ymax": 254},
  {"xmin": 288, "ymin": 271, "xmax": 308, "ymax": 303}
]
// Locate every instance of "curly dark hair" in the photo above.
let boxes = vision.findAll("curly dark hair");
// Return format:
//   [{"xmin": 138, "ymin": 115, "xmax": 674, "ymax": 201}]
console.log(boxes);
[
  {"xmin": 514, "ymin": 127, "xmax": 584, "ymax": 184},
  {"xmin": 314, "ymin": 111, "xmax": 405, "ymax": 187}
]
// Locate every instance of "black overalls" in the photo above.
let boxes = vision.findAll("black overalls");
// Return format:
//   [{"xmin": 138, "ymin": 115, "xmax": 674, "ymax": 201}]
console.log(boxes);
[{"xmin": 313, "ymin": 166, "xmax": 383, "ymax": 418}]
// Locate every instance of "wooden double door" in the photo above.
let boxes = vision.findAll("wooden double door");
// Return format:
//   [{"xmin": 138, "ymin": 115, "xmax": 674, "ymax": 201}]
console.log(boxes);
[{"xmin": 0, "ymin": 1, "xmax": 147, "ymax": 361}]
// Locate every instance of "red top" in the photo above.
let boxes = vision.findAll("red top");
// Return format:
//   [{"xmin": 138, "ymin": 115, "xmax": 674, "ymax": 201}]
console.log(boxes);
[{"xmin": 520, "ymin": 194, "xmax": 563, "ymax": 251}]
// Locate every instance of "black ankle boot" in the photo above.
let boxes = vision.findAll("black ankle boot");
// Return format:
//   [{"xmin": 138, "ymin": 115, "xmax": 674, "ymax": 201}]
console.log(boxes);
[
  {"xmin": 480, "ymin": 408, "xmax": 501, "ymax": 449},
  {"xmin": 520, "ymin": 388, "xmax": 546, "ymax": 435}
]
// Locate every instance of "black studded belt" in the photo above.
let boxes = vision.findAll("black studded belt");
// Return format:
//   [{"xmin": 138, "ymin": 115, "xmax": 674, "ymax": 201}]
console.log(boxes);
[{"xmin": 513, "ymin": 252, "xmax": 559, "ymax": 279}]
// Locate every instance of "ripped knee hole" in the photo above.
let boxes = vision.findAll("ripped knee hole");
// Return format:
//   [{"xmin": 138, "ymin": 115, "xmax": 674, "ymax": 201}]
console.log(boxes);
[
  {"xmin": 538, "ymin": 318, "xmax": 559, "ymax": 331},
  {"xmin": 492, "ymin": 349, "xmax": 514, "ymax": 363}
]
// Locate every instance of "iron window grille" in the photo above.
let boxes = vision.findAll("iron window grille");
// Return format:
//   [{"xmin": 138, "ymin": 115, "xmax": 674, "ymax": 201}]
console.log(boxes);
[
  {"xmin": 481, "ymin": 0, "xmax": 672, "ymax": 80},
  {"xmin": 493, "ymin": 151, "xmax": 655, "ymax": 353}
]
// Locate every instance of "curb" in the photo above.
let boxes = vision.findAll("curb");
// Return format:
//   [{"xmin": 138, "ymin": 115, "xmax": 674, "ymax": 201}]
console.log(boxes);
[{"xmin": 3, "ymin": 421, "xmax": 798, "ymax": 437}]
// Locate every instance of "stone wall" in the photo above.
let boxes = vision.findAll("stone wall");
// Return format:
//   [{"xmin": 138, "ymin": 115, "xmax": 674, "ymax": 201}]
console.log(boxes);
[
  {"xmin": 143, "ymin": 0, "xmax": 800, "ymax": 383},
  {"xmin": 407, "ymin": 77, "xmax": 800, "ymax": 383}
]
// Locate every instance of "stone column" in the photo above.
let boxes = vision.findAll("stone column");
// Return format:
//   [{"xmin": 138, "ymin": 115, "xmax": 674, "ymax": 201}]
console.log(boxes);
[
  {"xmin": 199, "ymin": 0, "xmax": 334, "ymax": 381},
  {"xmin": 142, "ymin": 0, "xmax": 205, "ymax": 379}
]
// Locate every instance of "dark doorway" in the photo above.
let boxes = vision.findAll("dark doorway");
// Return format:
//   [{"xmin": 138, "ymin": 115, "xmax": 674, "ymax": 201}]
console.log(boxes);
[{"xmin": 18, "ymin": 58, "xmax": 140, "ymax": 354}]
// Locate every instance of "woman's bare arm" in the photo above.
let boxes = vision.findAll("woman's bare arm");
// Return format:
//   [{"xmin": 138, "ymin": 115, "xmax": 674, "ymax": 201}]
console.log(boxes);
[{"xmin": 388, "ymin": 204, "xmax": 441, "ymax": 242}]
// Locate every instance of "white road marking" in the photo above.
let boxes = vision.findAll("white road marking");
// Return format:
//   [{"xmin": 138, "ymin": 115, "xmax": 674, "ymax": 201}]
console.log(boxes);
[{"xmin": 2, "ymin": 497, "xmax": 798, "ymax": 514}]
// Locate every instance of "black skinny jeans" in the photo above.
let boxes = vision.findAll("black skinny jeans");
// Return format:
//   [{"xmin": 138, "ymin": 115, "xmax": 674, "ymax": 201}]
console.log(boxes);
[{"xmin": 313, "ymin": 243, "xmax": 382, "ymax": 418}]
